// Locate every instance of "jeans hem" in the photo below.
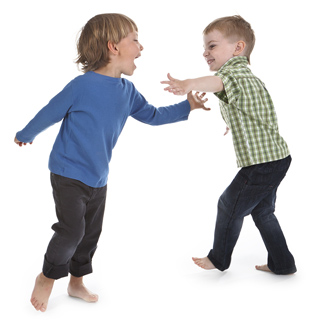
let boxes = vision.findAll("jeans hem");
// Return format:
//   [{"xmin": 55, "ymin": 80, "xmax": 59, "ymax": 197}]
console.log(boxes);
[
  {"xmin": 207, "ymin": 250, "xmax": 227, "ymax": 272},
  {"xmin": 268, "ymin": 265, "xmax": 297, "ymax": 275}
]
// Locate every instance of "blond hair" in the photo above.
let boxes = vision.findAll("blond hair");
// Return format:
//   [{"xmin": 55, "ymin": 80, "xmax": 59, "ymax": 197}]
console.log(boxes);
[
  {"xmin": 203, "ymin": 15, "xmax": 255, "ymax": 64},
  {"xmin": 76, "ymin": 13, "xmax": 138, "ymax": 73}
]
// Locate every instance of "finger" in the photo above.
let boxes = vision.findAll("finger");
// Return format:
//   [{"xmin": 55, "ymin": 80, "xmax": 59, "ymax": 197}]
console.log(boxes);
[
  {"xmin": 167, "ymin": 73, "xmax": 176, "ymax": 81},
  {"xmin": 168, "ymin": 87, "xmax": 180, "ymax": 93},
  {"xmin": 164, "ymin": 87, "xmax": 177, "ymax": 95},
  {"xmin": 194, "ymin": 92, "xmax": 201, "ymax": 100},
  {"xmin": 171, "ymin": 89, "xmax": 184, "ymax": 95},
  {"xmin": 203, "ymin": 104, "xmax": 211, "ymax": 110},
  {"xmin": 195, "ymin": 94, "xmax": 208, "ymax": 104},
  {"xmin": 195, "ymin": 92, "xmax": 206, "ymax": 99}
]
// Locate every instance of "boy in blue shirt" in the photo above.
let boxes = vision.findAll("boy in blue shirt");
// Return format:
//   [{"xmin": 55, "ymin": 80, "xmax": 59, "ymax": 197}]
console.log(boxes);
[{"xmin": 15, "ymin": 13, "xmax": 208, "ymax": 312}]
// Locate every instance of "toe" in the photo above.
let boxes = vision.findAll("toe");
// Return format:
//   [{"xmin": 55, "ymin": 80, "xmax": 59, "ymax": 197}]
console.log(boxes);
[
  {"xmin": 90, "ymin": 294, "xmax": 99, "ymax": 302},
  {"xmin": 40, "ymin": 304, "xmax": 47, "ymax": 312}
]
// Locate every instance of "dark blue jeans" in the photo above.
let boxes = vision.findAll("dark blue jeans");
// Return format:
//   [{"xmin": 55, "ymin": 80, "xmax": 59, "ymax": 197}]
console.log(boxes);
[
  {"xmin": 43, "ymin": 173, "xmax": 107, "ymax": 279},
  {"xmin": 207, "ymin": 156, "xmax": 296, "ymax": 275}
]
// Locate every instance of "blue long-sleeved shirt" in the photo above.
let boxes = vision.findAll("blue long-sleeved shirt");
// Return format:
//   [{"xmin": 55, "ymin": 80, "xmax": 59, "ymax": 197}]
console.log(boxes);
[{"xmin": 16, "ymin": 71, "xmax": 191, "ymax": 187}]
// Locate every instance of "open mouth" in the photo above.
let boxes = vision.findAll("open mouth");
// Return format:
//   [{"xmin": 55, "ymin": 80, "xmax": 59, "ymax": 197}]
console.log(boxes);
[{"xmin": 207, "ymin": 59, "xmax": 215, "ymax": 65}]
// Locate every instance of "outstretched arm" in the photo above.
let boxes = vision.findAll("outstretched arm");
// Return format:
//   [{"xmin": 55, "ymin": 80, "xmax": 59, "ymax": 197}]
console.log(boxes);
[
  {"xmin": 15, "ymin": 81, "xmax": 73, "ymax": 145},
  {"xmin": 161, "ymin": 73, "xmax": 224, "ymax": 95}
]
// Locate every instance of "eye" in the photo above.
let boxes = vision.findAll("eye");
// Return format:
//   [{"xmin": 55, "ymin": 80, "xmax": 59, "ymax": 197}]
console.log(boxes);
[{"xmin": 209, "ymin": 45, "xmax": 216, "ymax": 49}]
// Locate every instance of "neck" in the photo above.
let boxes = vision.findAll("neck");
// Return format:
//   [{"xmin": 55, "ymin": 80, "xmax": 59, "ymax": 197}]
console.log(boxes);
[{"xmin": 95, "ymin": 63, "xmax": 122, "ymax": 78}]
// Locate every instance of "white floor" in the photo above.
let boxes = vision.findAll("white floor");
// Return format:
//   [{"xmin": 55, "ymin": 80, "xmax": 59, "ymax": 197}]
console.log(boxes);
[
  {"xmin": 3, "ymin": 192, "xmax": 320, "ymax": 320},
  {"xmin": 6, "ymin": 251, "xmax": 319, "ymax": 320},
  {"xmin": 3, "ymin": 1, "xmax": 322, "ymax": 318}
]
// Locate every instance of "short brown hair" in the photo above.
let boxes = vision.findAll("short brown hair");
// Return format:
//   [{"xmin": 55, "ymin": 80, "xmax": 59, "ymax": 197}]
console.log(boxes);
[
  {"xmin": 203, "ymin": 15, "xmax": 255, "ymax": 64},
  {"xmin": 76, "ymin": 13, "xmax": 138, "ymax": 73}
]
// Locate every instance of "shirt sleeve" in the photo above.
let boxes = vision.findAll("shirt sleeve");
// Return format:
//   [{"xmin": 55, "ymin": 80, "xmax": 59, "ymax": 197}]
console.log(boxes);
[
  {"xmin": 16, "ymin": 81, "xmax": 74, "ymax": 143},
  {"xmin": 214, "ymin": 70, "xmax": 241, "ymax": 105},
  {"xmin": 129, "ymin": 85, "xmax": 191, "ymax": 126}
]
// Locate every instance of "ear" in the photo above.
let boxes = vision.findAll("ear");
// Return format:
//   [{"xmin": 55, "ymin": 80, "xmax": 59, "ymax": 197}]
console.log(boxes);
[
  {"xmin": 234, "ymin": 40, "xmax": 246, "ymax": 56},
  {"xmin": 107, "ymin": 41, "xmax": 119, "ymax": 55}
]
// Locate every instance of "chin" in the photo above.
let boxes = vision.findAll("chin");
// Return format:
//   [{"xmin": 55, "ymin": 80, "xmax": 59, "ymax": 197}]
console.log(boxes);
[
  {"xmin": 125, "ymin": 66, "xmax": 136, "ymax": 76},
  {"xmin": 123, "ymin": 70, "xmax": 135, "ymax": 76},
  {"xmin": 210, "ymin": 65, "xmax": 220, "ymax": 72}
]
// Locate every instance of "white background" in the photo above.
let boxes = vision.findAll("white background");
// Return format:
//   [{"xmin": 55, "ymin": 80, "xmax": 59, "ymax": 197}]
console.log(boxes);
[{"xmin": 1, "ymin": 0, "xmax": 321, "ymax": 319}]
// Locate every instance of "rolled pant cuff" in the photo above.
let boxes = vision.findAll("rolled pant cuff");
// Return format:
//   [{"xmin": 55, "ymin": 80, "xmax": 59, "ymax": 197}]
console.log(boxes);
[
  {"xmin": 43, "ymin": 255, "xmax": 69, "ymax": 280},
  {"xmin": 268, "ymin": 264, "xmax": 297, "ymax": 275},
  {"xmin": 207, "ymin": 250, "xmax": 226, "ymax": 272},
  {"xmin": 69, "ymin": 260, "xmax": 93, "ymax": 278}
]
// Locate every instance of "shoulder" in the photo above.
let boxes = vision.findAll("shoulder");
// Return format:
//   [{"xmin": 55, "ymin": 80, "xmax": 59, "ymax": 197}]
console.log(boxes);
[
  {"xmin": 216, "ymin": 67, "xmax": 241, "ymax": 92},
  {"xmin": 64, "ymin": 73, "xmax": 88, "ymax": 90},
  {"xmin": 214, "ymin": 68, "xmax": 242, "ymax": 104},
  {"xmin": 121, "ymin": 77, "xmax": 136, "ymax": 90},
  {"xmin": 121, "ymin": 78, "xmax": 143, "ymax": 99},
  {"xmin": 71, "ymin": 72, "xmax": 94, "ymax": 85}
]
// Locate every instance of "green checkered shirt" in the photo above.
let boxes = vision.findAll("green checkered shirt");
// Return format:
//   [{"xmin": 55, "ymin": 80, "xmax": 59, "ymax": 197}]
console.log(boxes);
[{"xmin": 214, "ymin": 56, "xmax": 290, "ymax": 167}]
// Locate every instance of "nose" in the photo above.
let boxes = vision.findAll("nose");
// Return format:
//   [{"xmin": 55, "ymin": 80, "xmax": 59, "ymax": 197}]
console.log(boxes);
[
  {"xmin": 140, "ymin": 42, "xmax": 144, "ymax": 51},
  {"xmin": 203, "ymin": 49, "xmax": 208, "ymax": 57}
]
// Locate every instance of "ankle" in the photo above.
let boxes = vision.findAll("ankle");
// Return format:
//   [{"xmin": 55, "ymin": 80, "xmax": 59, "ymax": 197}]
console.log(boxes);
[
  {"xmin": 69, "ymin": 275, "xmax": 83, "ymax": 285},
  {"xmin": 38, "ymin": 273, "xmax": 55, "ymax": 285}
]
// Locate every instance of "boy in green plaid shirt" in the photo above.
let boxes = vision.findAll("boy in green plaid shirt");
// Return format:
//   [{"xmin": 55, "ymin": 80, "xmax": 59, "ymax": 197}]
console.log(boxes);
[{"xmin": 162, "ymin": 15, "xmax": 296, "ymax": 275}]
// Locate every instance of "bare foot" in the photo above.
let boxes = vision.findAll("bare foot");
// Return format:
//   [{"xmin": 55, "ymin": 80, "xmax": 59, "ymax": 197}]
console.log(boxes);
[
  {"xmin": 192, "ymin": 257, "xmax": 216, "ymax": 270},
  {"xmin": 30, "ymin": 273, "xmax": 55, "ymax": 312},
  {"xmin": 255, "ymin": 264, "xmax": 271, "ymax": 272},
  {"xmin": 67, "ymin": 276, "xmax": 98, "ymax": 302}
]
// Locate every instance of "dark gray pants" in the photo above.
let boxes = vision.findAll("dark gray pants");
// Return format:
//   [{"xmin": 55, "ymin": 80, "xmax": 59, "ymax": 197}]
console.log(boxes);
[{"xmin": 43, "ymin": 173, "xmax": 107, "ymax": 279}]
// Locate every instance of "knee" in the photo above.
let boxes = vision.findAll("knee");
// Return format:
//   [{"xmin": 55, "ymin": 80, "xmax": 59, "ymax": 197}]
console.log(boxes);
[
  {"xmin": 217, "ymin": 193, "xmax": 231, "ymax": 217},
  {"xmin": 252, "ymin": 209, "xmax": 277, "ymax": 226},
  {"xmin": 69, "ymin": 226, "xmax": 86, "ymax": 245},
  {"xmin": 52, "ymin": 221, "xmax": 85, "ymax": 245}
]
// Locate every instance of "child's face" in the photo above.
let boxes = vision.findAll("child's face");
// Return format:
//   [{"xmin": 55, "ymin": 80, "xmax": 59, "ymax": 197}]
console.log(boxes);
[
  {"xmin": 117, "ymin": 31, "xmax": 144, "ymax": 76},
  {"xmin": 203, "ymin": 29, "xmax": 238, "ymax": 71}
]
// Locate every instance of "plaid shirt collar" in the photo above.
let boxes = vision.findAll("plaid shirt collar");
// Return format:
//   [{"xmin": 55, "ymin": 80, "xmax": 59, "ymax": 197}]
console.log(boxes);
[{"xmin": 216, "ymin": 56, "xmax": 248, "ymax": 74}]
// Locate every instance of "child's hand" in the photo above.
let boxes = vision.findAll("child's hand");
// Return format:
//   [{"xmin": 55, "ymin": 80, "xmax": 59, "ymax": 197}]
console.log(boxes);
[
  {"xmin": 187, "ymin": 91, "xmax": 210, "ymax": 111},
  {"xmin": 14, "ymin": 136, "xmax": 33, "ymax": 147},
  {"xmin": 161, "ymin": 73, "xmax": 191, "ymax": 95}
]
